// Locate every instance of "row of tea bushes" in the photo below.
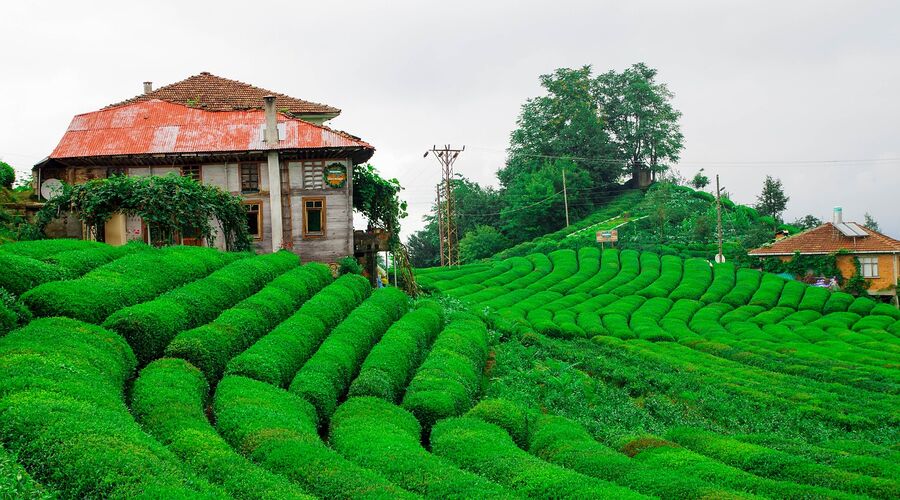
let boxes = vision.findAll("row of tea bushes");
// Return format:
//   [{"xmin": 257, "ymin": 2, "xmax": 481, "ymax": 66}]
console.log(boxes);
[
  {"xmin": 131, "ymin": 358, "xmax": 312, "ymax": 499},
  {"xmin": 103, "ymin": 251, "xmax": 297, "ymax": 364},
  {"xmin": 401, "ymin": 312, "xmax": 490, "ymax": 427},
  {"xmin": 22, "ymin": 246, "xmax": 236, "ymax": 324},
  {"xmin": 329, "ymin": 397, "xmax": 516, "ymax": 498},
  {"xmin": 214, "ymin": 375, "xmax": 414, "ymax": 498},
  {"xmin": 224, "ymin": 273, "xmax": 370, "ymax": 387},
  {"xmin": 289, "ymin": 287, "xmax": 410, "ymax": 422},
  {"xmin": 165, "ymin": 262, "xmax": 332, "ymax": 382},
  {"xmin": 430, "ymin": 416, "xmax": 645, "ymax": 498},
  {"xmin": 0, "ymin": 318, "xmax": 223, "ymax": 497},
  {"xmin": 0, "ymin": 239, "xmax": 103, "ymax": 259},
  {"xmin": 348, "ymin": 300, "xmax": 445, "ymax": 402},
  {"xmin": 0, "ymin": 444, "xmax": 51, "ymax": 499}
]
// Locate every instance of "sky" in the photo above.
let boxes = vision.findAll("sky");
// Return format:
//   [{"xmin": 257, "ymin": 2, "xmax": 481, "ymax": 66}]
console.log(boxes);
[{"xmin": 1, "ymin": 1, "xmax": 898, "ymax": 238}]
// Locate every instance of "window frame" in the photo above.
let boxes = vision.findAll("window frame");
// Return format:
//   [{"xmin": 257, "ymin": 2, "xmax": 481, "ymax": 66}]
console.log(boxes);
[
  {"xmin": 303, "ymin": 196, "xmax": 326, "ymax": 238},
  {"xmin": 858, "ymin": 256, "xmax": 879, "ymax": 278},
  {"xmin": 181, "ymin": 165, "xmax": 202, "ymax": 183},
  {"xmin": 240, "ymin": 163, "xmax": 260, "ymax": 193},
  {"xmin": 244, "ymin": 201, "xmax": 263, "ymax": 241}
]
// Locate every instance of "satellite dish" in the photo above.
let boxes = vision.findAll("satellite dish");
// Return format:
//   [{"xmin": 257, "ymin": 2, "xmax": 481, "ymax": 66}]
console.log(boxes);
[{"xmin": 40, "ymin": 178, "xmax": 64, "ymax": 200}]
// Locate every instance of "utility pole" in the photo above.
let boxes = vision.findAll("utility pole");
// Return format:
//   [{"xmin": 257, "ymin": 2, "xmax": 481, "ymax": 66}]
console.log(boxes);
[
  {"xmin": 562, "ymin": 168, "xmax": 570, "ymax": 227},
  {"xmin": 716, "ymin": 174, "xmax": 724, "ymax": 263},
  {"xmin": 425, "ymin": 145, "xmax": 465, "ymax": 267},
  {"xmin": 436, "ymin": 184, "xmax": 444, "ymax": 266}
]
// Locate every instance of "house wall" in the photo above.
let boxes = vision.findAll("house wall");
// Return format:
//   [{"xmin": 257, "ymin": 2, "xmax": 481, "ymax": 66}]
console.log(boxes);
[{"xmin": 836, "ymin": 254, "xmax": 898, "ymax": 294}]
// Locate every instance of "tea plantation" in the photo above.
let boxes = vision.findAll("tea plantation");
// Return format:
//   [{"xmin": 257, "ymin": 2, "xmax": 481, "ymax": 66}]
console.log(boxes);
[{"xmin": 0, "ymin": 238, "xmax": 898, "ymax": 498}]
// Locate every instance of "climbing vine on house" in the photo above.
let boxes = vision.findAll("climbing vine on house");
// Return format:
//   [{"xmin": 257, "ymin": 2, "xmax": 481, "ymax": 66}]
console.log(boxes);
[
  {"xmin": 352, "ymin": 163, "xmax": 407, "ymax": 246},
  {"xmin": 35, "ymin": 174, "xmax": 252, "ymax": 251},
  {"xmin": 757, "ymin": 251, "xmax": 870, "ymax": 296}
]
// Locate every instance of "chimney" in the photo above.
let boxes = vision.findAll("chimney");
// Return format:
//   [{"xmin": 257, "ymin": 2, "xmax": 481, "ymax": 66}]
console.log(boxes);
[
  {"xmin": 833, "ymin": 206, "xmax": 843, "ymax": 225},
  {"xmin": 143, "ymin": 81, "xmax": 153, "ymax": 94},
  {"xmin": 263, "ymin": 95, "xmax": 278, "ymax": 146}
]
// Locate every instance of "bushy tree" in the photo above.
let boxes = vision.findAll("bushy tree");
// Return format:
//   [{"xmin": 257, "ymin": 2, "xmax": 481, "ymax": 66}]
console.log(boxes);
[
  {"xmin": 755, "ymin": 175, "xmax": 789, "ymax": 223},
  {"xmin": 407, "ymin": 222, "xmax": 440, "ymax": 268},
  {"xmin": 864, "ymin": 212, "xmax": 880, "ymax": 232},
  {"xmin": 689, "ymin": 168, "xmax": 710, "ymax": 190},
  {"xmin": 459, "ymin": 225, "xmax": 511, "ymax": 263},
  {"xmin": 792, "ymin": 214, "xmax": 822, "ymax": 230},
  {"xmin": 501, "ymin": 159, "xmax": 592, "ymax": 241},
  {"xmin": 0, "ymin": 161, "xmax": 14, "ymax": 189}
]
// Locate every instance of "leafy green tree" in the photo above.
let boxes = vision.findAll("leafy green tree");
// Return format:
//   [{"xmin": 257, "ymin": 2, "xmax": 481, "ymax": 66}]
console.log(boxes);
[
  {"xmin": 755, "ymin": 175, "xmax": 789, "ymax": 223},
  {"xmin": 689, "ymin": 168, "xmax": 710, "ymax": 190},
  {"xmin": 596, "ymin": 63, "xmax": 684, "ymax": 185},
  {"xmin": 501, "ymin": 66, "xmax": 620, "ymax": 190},
  {"xmin": 0, "ymin": 161, "xmax": 14, "ymax": 189},
  {"xmin": 459, "ymin": 225, "xmax": 511, "ymax": 263},
  {"xmin": 863, "ymin": 212, "xmax": 880, "ymax": 232},
  {"xmin": 501, "ymin": 159, "xmax": 592, "ymax": 241},
  {"xmin": 791, "ymin": 214, "xmax": 822, "ymax": 230},
  {"xmin": 353, "ymin": 164, "xmax": 407, "ymax": 245}
]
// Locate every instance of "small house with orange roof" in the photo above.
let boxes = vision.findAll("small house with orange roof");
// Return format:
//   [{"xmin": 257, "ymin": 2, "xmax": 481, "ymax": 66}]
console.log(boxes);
[{"xmin": 749, "ymin": 207, "xmax": 899, "ymax": 305}]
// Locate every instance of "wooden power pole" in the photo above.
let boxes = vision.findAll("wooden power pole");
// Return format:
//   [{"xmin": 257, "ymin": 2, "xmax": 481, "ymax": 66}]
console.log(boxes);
[
  {"xmin": 716, "ymin": 174, "xmax": 724, "ymax": 263},
  {"xmin": 562, "ymin": 168, "xmax": 570, "ymax": 227},
  {"xmin": 426, "ymin": 145, "xmax": 464, "ymax": 267}
]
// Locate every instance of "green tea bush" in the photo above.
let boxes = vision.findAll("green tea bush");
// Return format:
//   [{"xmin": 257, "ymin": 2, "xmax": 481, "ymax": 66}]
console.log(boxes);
[
  {"xmin": 482, "ymin": 257, "xmax": 531, "ymax": 286},
  {"xmin": 526, "ymin": 249, "xmax": 577, "ymax": 291},
  {"xmin": 776, "ymin": 280, "xmax": 807, "ymax": 309},
  {"xmin": 637, "ymin": 254, "xmax": 683, "ymax": 298},
  {"xmin": 847, "ymin": 296, "xmax": 877, "ymax": 315},
  {"xmin": 45, "ymin": 241, "xmax": 149, "ymax": 276},
  {"xmin": 104, "ymin": 251, "xmax": 297, "ymax": 364},
  {"xmin": 23, "ymin": 246, "xmax": 232, "ymax": 324},
  {"xmin": 290, "ymin": 287, "xmax": 409, "ymax": 422},
  {"xmin": 549, "ymin": 246, "xmax": 600, "ymax": 293},
  {"xmin": 467, "ymin": 398, "xmax": 533, "ymax": 448},
  {"xmin": 669, "ymin": 258, "xmax": 712, "ymax": 301},
  {"xmin": 602, "ymin": 314, "xmax": 634, "ymax": 339},
  {"xmin": 214, "ymin": 376, "xmax": 413, "ymax": 498},
  {"xmin": 576, "ymin": 311, "xmax": 608, "ymax": 336},
  {"xmin": 721, "ymin": 268, "xmax": 762, "ymax": 307},
  {"xmin": 823, "ymin": 291, "xmax": 855, "ymax": 314},
  {"xmin": 131, "ymin": 358, "xmax": 311, "ymax": 499},
  {"xmin": 748, "ymin": 274, "xmax": 786, "ymax": 309},
  {"xmin": 870, "ymin": 303, "xmax": 900, "ymax": 319},
  {"xmin": 0, "ymin": 239, "xmax": 103, "ymax": 259},
  {"xmin": 595, "ymin": 249, "xmax": 640, "ymax": 295},
  {"xmin": 852, "ymin": 315, "xmax": 895, "ymax": 332},
  {"xmin": 699, "ymin": 262, "xmax": 735, "ymax": 303},
  {"xmin": 430, "ymin": 416, "xmax": 643, "ymax": 498},
  {"xmin": 165, "ymin": 262, "xmax": 331, "ymax": 381},
  {"xmin": 0, "ymin": 318, "xmax": 223, "ymax": 497},
  {"xmin": 570, "ymin": 248, "xmax": 620, "ymax": 294},
  {"xmin": 798, "ymin": 286, "xmax": 831, "ymax": 312},
  {"xmin": 601, "ymin": 295, "xmax": 647, "ymax": 317},
  {"xmin": 0, "ymin": 253, "xmax": 68, "ymax": 296},
  {"xmin": 348, "ymin": 302, "xmax": 444, "ymax": 402},
  {"xmin": 224, "ymin": 274, "xmax": 367, "ymax": 387},
  {"xmin": 330, "ymin": 397, "xmax": 516, "ymax": 498},
  {"xmin": 613, "ymin": 252, "xmax": 662, "ymax": 296},
  {"xmin": 530, "ymin": 415, "xmax": 740, "ymax": 498},
  {"xmin": 402, "ymin": 313, "xmax": 489, "ymax": 428},
  {"xmin": 0, "ymin": 444, "xmax": 52, "ymax": 499}
]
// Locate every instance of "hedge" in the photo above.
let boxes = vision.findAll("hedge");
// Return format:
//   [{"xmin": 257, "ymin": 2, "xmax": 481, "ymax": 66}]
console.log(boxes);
[
  {"xmin": 775, "ymin": 280, "xmax": 807, "ymax": 309},
  {"xmin": 0, "ymin": 239, "xmax": 103, "ymax": 259},
  {"xmin": 798, "ymin": 285, "xmax": 831, "ymax": 312},
  {"xmin": 430, "ymin": 416, "xmax": 644, "ymax": 498},
  {"xmin": 348, "ymin": 301, "xmax": 444, "ymax": 402},
  {"xmin": 164, "ymin": 262, "xmax": 331, "ymax": 381},
  {"xmin": 289, "ymin": 287, "xmax": 409, "ymax": 422},
  {"xmin": 636, "ymin": 254, "xmax": 683, "ymax": 298},
  {"xmin": 613, "ymin": 252, "xmax": 662, "ymax": 297},
  {"xmin": 548, "ymin": 246, "xmax": 601, "ymax": 293},
  {"xmin": 668, "ymin": 258, "xmax": 712, "ymax": 301},
  {"xmin": 22, "ymin": 246, "xmax": 234, "ymax": 324},
  {"xmin": 103, "ymin": 251, "xmax": 296, "ymax": 364},
  {"xmin": 595, "ymin": 249, "xmax": 640, "ymax": 296},
  {"xmin": 667, "ymin": 427, "xmax": 897, "ymax": 498},
  {"xmin": 44, "ymin": 241, "xmax": 149, "ymax": 276},
  {"xmin": 0, "ymin": 253, "xmax": 68, "ymax": 296},
  {"xmin": 720, "ymin": 268, "xmax": 762, "ymax": 307},
  {"xmin": 529, "ymin": 415, "xmax": 742, "ymax": 498},
  {"xmin": 699, "ymin": 262, "xmax": 736, "ymax": 303},
  {"xmin": 330, "ymin": 397, "xmax": 516, "ymax": 498},
  {"xmin": 525, "ymin": 249, "xmax": 578, "ymax": 291},
  {"xmin": 214, "ymin": 375, "xmax": 414, "ymax": 498},
  {"xmin": 570, "ymin": 248, "xmax": 620, "ymax": 294},
  {"xmin": 748, "ymin": 273, "xmax": 785, "ymax": 309},
  {"xmin": 0, "ymin": 318, "xmax": 223, "ymax": 498},
  {"xmin": 131, "ymin": 358, "xmax": 312, "ymax": 499},
  {"xmin": 401, "ymin": 312, "xmax": 490, "ymax": 428},
  {"xmin": 224, "ymin": 273, "xmax": 369, "ymax": 387}
]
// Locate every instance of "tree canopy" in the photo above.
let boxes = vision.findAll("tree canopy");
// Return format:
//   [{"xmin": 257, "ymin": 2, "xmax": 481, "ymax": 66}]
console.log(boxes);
[
  {"xmin": 755, "ymin": 175, "xmax": 790, "ymax": 223},
  {"xmin": 352, "ymin": 164, "xmax": 407, "ymax": 246}
]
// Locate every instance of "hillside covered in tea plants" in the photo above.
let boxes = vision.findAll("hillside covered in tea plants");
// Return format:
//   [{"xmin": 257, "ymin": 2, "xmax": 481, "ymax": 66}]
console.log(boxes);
[{"xmin": 0, "ymin": 237, "xmax": 897, "ymax": 498}]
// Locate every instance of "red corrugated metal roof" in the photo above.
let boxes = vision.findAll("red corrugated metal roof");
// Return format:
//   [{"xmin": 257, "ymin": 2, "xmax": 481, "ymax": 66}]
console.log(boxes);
[
  {"xmin": 749, "ymin": 222, "xmax": 900, "ymax": 255},
  {"xmin": 50, "ymin": 100, "xmax": 372, "ymax": 159}
]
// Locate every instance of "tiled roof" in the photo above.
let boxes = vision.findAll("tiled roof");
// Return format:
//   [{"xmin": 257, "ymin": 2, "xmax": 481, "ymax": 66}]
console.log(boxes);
[
  {"xmin": 106, "ymin": 72, "xmax": 340, "ymax": 116},
  {"xmin": 50, "ymin": 100, "xmax": 372, "ymax": 159},
  {"xmin": 749, "ymin": 222, "xmax": 900, "ymax": 255}
]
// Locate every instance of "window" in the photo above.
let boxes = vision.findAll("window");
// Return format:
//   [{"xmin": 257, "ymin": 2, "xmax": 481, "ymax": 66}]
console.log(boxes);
[
  {"xmin": 244, "ymin": 202, "xmax": 262, "ymax": 240},
  {"xmin": 302, "ymin": 161, "xmax": 324, "ymax": 189},
  {"xmin": 181, "ymin": 165, "xmax": 202, "ymax": 182},
  {"xmin": 303, "ymin": 197, "xmax": 325, "ymax": 237},
  {"xmin": 240, "ymin": 163, "xmax": 260, "ymax": 193},
  {"xmin": 859, "ymin": 256, "xmax": 879, "ymax": 278}
]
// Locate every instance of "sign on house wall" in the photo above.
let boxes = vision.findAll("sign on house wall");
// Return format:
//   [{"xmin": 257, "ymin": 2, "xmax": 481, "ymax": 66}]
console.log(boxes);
[{"xmin": 324, "ymin": 163, "xmax": 347, "ymax": 188}]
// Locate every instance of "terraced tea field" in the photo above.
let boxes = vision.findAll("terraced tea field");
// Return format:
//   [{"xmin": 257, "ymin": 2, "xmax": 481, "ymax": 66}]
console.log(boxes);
[{"xmin": 0, "ymin": 239, "xmax": 897, "ymax": 498}]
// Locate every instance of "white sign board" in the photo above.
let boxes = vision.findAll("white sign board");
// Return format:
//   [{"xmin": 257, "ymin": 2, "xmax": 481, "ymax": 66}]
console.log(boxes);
[
  {"xmin": 40, "ymin": 178, "xmax": 63, "ymax": 200},
  {"xmin": 596, "ymin": 229, "xmax": 618, "ymax": 243}
]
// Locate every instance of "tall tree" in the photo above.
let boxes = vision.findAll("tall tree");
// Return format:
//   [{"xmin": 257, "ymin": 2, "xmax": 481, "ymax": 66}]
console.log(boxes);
[
  {"xmin": 864, "ymin": 212, "xmax": 880, "ymax": 232},
  {"xmin": 501, "ymin": 66, "xmax": 621, "ymax": 190},
  {"xmin": 755, "ymin": 175, "xmax": 790, "ymax": 223},
  {"xmin": 596, "ymin": 63, "xmax": 684, "ymax": 186}
]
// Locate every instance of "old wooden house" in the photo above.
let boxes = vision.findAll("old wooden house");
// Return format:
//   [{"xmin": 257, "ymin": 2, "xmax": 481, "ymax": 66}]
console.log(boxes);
[{"xmin": 34, "ymin": 72, "xmax": 376, "ymax": 263}]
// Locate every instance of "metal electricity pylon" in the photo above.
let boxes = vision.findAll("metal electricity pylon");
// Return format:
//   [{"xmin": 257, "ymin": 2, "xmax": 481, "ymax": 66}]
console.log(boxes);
[{"xmin": 425, "ymin": 145, "xmax": 464, "ymax": 266}]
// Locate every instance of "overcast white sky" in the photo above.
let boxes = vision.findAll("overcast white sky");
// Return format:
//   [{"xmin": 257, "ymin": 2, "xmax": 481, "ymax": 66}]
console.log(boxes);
[{"xmin": 1, "ymin": 1, "xmax": 897, "ymax": 238}]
